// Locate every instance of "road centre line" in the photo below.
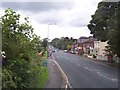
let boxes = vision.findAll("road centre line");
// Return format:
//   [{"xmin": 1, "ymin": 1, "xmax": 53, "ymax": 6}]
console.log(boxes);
[
  {"xmin": 82, "ymin": 66, "xmax": 118, "ymax": 81},
  {"xmin": 52, "ymin": 54, "xmax": 118, "ymax": 84}
]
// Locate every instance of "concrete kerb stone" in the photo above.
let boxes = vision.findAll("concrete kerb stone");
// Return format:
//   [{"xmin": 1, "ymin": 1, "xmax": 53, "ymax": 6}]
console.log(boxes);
[{"xmin": 51, "ymin": 55, "xmax": 72, "ymax": 89}]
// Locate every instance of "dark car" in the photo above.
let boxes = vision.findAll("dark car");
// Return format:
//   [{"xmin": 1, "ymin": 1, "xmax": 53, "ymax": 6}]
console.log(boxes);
[{"xmin": 52, "ymin": 50, "xmax": 55, "ymax": 52}]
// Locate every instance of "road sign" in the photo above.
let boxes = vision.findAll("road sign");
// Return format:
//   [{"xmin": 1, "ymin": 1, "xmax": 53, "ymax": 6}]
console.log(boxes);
[{"xmin": 43, "ymin": 60, "xmax": 47, "ymax": 67}]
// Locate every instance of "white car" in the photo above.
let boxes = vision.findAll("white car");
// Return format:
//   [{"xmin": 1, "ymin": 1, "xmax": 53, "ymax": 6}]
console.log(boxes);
[{"xmin": 64, "ymin": 50, "xmax": 67, "ymax": 53}]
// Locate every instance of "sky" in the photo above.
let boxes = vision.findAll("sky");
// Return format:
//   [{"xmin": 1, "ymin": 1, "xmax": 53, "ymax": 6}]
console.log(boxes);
[{"xmin": 1, "ymin": 0, "xmax": 103, "ymax": 41}]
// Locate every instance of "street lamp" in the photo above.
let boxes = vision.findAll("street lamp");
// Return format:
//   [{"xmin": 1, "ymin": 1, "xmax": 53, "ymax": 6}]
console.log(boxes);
[
  {"xmin": 47, "ymin": 23, "xmax": 56, "ymax": 58},
  {"xmin": 47, "ymin": 23, "xmax": 56, "ymax": 42}
]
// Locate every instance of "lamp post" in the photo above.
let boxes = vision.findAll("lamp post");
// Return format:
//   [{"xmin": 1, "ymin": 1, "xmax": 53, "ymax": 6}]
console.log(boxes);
[
  {"xmin": 47, "ymin": 23, "xmax": 56, "ymax": 56},
  {"xmin": 47, "ymin": 25, "xmax": 49, "ymax": 41},
  {"xmin": 47, "ymin": 23, "xmax": 56, "ymax": 43}
]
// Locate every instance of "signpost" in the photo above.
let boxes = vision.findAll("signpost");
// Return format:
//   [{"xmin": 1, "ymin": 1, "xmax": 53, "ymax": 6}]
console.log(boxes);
[
  {"xmin": 43, "ymin": 60, "xmax": 47, "ymax": 67},
  {"xmin": 43, "ymin": 60, "xmax": 47, "ymax": 72}
]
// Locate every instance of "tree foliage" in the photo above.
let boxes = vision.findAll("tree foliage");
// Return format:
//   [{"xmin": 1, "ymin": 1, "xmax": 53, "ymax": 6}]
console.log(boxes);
[
  {"xmin": 2, "ymin": 8, "xmax": 42, "ymax": 88},
  {"xmin": 51, "ymin": 37, "xmax": 76, "ymax": 50},
  {"xmin": 87, "ymin": 2, "xmax": 120, "ymax": 57},
  {"xmin": 41, "ymin": 38, "xmax": 48, "ymax": 50}
]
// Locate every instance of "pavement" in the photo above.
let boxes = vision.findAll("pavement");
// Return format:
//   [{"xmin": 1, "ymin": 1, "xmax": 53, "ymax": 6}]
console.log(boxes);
[{"xmin": 44, "ymin": 57, "xmax": 63, "ymax": 88}]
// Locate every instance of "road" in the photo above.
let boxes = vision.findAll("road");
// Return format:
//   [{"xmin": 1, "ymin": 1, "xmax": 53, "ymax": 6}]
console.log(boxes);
[{"xmin": 51, "ymin": 50, "xmax": 118, "ymax": 88}]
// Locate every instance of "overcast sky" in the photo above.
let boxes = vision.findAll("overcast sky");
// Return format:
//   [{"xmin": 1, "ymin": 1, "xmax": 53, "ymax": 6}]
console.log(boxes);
[{"xmin": 1, "ymin": 0, "xmax": 102, "ymax": 40}]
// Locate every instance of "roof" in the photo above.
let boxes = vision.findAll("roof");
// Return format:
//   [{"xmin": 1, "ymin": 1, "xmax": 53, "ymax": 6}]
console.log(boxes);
[
  {"xmin": 77, "ymin": 36, "xmax": 97, "ymax": 44},
  {"xmin": 77, "ymin": 38, "xmax": 89, "ymax": 43},
  {"xmin": 84, "ymin": 38, "xmax": 97, "ymax": 43},
  {"xmin": 79, "ymin": 37, "xmax": 88, "ymax": 39}
]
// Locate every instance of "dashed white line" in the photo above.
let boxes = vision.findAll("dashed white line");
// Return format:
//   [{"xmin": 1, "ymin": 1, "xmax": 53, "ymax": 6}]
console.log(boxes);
[
  {"xmin": 96, "ymin": 71, "xmax": 118, "ymax": 81},
  {"xmin": 52, "ymin": 54, "xmax": 118, "ymax": 83},
  {"xmin": 110, "ymin": 78, "xmax": 118, "ymax": 81},
  {"xmin": 83, "ymin": 66, "xmax": 93, "ymax": 72},
  {"xmin": 82, "ymin": 66, "xmax": 118, "ymax": 82},
  {"xmin": 94, "ymin": 69, "xmax": 100, "ymax": 72}
]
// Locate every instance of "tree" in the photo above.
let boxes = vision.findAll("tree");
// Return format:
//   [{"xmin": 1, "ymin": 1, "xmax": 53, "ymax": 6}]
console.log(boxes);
[
  {"xmin": 51, "ymin": 37, "xmax": 76, "ymax": 50},
  {"xmin": 2, "ymin": 8, "xmax": 42, "ymax": 88},
  {"xmin": 42, "ymin": 38, "xmax": 48, "ymax": 50},
  {"xmin": 67, "ymin": 44, "xmax": 72, "ymax": 51},
  {"xmin": 87, "ymin": 2, "xmax": 120, "ymax": 57},
  {"xmin": 64, "ymin": 37, "xmax": 69, "ymax": 42}
]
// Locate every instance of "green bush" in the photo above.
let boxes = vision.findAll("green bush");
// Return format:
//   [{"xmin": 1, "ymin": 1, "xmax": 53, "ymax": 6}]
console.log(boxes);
[{"xmin": 2, "ymin": 8, "xmax": 46, "ymax": 88}]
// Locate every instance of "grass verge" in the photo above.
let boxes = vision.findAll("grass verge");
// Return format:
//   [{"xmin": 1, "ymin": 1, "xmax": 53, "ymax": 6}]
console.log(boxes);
[{"xmin": 37, "ymin": 51, "xmax": 48, "ymax": 88}]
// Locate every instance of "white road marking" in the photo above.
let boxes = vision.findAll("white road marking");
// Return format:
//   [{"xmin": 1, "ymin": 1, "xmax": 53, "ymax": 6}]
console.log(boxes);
[
  {"xmin": 83, "ymin": 66, "xmax": 93, "ymax": 72},
  {"xmin": 82, "ymin": 66, "xmax": 118, "ymax": 82},
  {"xmin": 96, "ymin": 71, "xmax": 118, "ymax": 81},
  {"xmin": 110, "ymin": 78, "xmax": 118, "ymax": 81},
  {"xmin": 94, "ymin": 69, "xmax": 100, "ymax": 72},
  {"xmin": 97, "ymin": 71, "xmax": 106, "ymax": 78},
  {"xmin": 52, "ymin": 54, "xmax": 118, "ymax": 84}
]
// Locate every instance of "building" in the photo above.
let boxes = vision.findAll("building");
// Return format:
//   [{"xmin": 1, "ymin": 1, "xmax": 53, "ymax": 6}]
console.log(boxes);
[
  {"xmin": 72, "ymin": 36, "xmax": 109, "ymax": 61},
  {"xmin": 73, "ymin": 36, "xmax": 96, "ymax": 55},
  {"xmin": 93, "ymin": 41, "xmax": 108, "ymax": 61},
  {"xmin": 83, "ymin": 38, "xmax": 97, "ymax": 55},
  {"xmin": 77, "ymin": 37, "xmax": 89, "ymax": 55}
]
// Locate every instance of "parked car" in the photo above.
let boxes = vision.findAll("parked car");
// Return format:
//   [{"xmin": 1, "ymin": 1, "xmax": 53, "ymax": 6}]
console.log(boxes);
[
  {"xmin": 52, "ymin": 50, "xmax": 55, "ymax": 52},
  {"xmin": 64, "ymin": 50, "xmax": 68, "ymax": 53},
  {"xmin": 70, "ymin": 50, "xmax": 75, "ymax": 54}
]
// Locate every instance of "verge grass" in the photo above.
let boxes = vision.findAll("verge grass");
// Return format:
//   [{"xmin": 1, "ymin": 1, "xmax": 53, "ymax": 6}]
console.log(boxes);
[{"xmin": 37, "ymin": 51, "xmax": 48, "ymax": 88}]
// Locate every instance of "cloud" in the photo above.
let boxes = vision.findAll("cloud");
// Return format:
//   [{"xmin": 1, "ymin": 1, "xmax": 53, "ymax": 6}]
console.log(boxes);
[
  {"xmin": 1, "ymin": 0, "xmax": 102, "ymax": 40},
  {"xmin": 2, "ymin": 0, "xmax": 101, "ymax": 27},
  {"xmin": 103, "ymin": 0, "xmax": 120, "ymax": 2},
  {"xmin": 2, "ymin": 2, "xmax": 74, "ymax": 13},
  {"xmin": 69, "ymin": 19, "xmax": 87, "ymax": 27}
]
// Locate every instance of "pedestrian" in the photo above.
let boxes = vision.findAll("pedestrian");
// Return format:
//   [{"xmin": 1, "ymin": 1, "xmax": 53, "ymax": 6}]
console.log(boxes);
[{"xmin": 38, "ymin": 49, "xmax": 42, "ymax": 57}]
